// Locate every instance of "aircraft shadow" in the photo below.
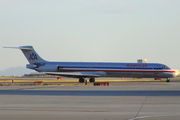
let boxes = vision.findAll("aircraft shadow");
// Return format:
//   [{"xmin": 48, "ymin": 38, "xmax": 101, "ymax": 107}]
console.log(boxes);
[{"xmin": 0, "ymin": 90, "xmax": 180, "ymax": 96}]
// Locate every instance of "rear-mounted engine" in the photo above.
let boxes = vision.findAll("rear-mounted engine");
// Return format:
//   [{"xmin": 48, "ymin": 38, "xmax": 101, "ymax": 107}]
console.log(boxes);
[{"xmin": 26, "ymin": 64, "xmax": 37, "ymax": 69}]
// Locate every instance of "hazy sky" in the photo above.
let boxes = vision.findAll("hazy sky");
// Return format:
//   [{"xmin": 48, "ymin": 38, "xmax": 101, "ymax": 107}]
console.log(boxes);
[{"xmin": 1, "ymin": 0, "xmax": 180, "ymax": 72}]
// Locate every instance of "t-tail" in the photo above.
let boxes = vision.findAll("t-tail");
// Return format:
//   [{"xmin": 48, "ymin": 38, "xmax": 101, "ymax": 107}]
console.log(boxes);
[{"xmin": 4, "ymin": 46, "xmax": 46, "ymax": 69}]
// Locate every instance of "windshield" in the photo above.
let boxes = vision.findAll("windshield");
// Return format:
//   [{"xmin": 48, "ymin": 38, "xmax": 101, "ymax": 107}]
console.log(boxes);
[{"xmin": 162, "ymin": 65, "xmax": 170, "ymax": 69}]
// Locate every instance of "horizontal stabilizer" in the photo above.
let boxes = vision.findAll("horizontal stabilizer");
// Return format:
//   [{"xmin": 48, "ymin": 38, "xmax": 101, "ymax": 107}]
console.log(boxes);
[
  {"xmin": 4, "ymin": 46, "xmax": 46, "ymax": 64},
  {"xmin": 4, "ymin": 46, "xmax": 33, "ymax": 50}
]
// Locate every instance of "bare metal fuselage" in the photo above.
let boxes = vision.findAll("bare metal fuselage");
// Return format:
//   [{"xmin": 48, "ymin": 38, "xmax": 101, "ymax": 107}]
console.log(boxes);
[
  {"xmin": 5, "ymin": 46, "xmax": 177, "ymax": 81},
  {"xmin": 31, "ymin": 62, "xmax": 177, "ymax": 78}
]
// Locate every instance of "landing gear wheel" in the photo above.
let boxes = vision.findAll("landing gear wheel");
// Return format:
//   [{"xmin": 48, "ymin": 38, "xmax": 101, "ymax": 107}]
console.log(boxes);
[
  {"xmin": 166, "ymin": 78, "xmax": 170, "ymax": 82},
  {"xmin": 79, "ymin": 78, "xmax": 85, "ymax": 83},
  {"xmin": 89, "ymin": 78, "xmax": 95, "ymax": 82}
]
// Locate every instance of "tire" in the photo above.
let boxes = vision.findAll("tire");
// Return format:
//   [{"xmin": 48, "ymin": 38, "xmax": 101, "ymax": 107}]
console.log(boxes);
[
  {"xmin": 89, "ymin": 78, "xmax": 95, "ymax": 82},
  {"xmin": 79, "ymin": 78, "xmax": 84, "ymax": 83}
]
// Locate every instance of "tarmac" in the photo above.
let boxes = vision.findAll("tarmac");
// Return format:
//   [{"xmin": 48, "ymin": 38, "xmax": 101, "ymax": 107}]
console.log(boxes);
[{"xmin": 0, "ymin": 77, "xmax": 180, "ymax": 120}]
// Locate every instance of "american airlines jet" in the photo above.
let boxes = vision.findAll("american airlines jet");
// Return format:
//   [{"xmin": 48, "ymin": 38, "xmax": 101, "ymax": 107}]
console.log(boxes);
[{"xmin": 4, "ymin": 46, "xmax": 178, "ymax": 82}]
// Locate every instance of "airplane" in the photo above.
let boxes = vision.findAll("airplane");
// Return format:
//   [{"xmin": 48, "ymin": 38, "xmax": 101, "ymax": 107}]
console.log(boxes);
[{"xmin": 4, "ymin": 46, "xmax": 178, "ymax": 82}]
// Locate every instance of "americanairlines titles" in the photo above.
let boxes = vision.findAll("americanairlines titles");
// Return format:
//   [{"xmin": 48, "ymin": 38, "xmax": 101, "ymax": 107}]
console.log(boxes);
[{"xmin": 126, "ymin": 64, "xmax": 147, "ymax": 67}]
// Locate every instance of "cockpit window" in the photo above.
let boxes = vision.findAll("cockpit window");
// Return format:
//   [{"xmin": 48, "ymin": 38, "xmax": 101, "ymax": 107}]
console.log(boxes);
[{"xmin": 162, "ymin": 65, "xmax": 170, "ymax": 69}]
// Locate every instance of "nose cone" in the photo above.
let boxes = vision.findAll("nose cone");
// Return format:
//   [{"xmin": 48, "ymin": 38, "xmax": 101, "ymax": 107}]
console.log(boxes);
[
  {"xmin": 172, "ymin": 69, "xmax": 179, "ymax": 77},
  {"xmin": 164, "ymin": 69, "xmax": 179, "ymax": 77}
]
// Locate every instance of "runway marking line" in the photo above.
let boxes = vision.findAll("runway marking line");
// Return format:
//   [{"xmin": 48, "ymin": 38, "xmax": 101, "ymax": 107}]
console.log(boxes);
[{"xmin": 127, "ymin": 114, "xmax": 180, "ymax": 120}]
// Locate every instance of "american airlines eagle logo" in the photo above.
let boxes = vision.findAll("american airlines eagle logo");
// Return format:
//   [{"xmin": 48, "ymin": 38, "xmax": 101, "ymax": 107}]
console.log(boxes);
[{"xmin": 29, "ymin": 53, "xmax": 38, "ymax": 60}]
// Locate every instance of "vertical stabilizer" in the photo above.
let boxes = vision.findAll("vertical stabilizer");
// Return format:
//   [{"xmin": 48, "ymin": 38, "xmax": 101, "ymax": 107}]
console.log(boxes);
[{"xmin": 4, "ymin": 46, "xmax": 46, "ymax": 64}]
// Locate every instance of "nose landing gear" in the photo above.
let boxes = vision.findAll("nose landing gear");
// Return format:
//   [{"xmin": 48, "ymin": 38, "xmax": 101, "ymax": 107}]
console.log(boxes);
[{"xmin": 166, "ymin": 78, "xmax": 170, "ymax": 82}]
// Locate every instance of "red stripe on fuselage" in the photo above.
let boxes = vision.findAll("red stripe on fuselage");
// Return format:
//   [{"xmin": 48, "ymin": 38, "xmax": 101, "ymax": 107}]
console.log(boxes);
[{"xmin": 60, "ymin": 69, "xmax": 176, "ymax": 73}]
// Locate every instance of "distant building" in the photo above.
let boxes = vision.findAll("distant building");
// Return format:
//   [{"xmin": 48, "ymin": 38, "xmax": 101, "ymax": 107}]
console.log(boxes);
[{"xmin": 137, "ymin": 59, "xmax": 147, "ymax": 63}]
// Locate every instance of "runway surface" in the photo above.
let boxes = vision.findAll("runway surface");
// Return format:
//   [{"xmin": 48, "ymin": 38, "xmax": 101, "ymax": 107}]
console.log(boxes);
[{"xmin": 0, "ymin": 80, "xmax": 180, "ymax": 120}]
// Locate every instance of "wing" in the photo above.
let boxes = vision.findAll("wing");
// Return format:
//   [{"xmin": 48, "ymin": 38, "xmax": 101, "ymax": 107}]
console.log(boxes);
[{"xmin": 44, "ymin": 72, "xmax": 102, "ymax": 78}]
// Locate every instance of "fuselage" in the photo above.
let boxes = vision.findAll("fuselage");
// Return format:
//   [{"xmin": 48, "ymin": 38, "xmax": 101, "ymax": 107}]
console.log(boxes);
[
  {"xmin": 32, "ymin": 62, "xmax": 177, "ymax": 78},
  {"xmin": 6, "ymin": 46, "xmax": 178, "ymax": 83}
]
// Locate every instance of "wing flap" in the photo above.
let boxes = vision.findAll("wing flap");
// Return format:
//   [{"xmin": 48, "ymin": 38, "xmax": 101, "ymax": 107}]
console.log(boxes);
[{"xmin": 44, "ymin": 72, "xmax": 101, "ymax": 78}]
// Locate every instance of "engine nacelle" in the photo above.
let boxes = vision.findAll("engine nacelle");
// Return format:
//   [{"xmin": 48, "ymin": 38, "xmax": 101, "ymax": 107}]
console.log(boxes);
[
  {"xmin": 26, "ymin": 64, "xmax": 37, "ymax": 69},
  {"xmin": 35, "ymin": 65, "xmax": 61, "ymax": 72}
]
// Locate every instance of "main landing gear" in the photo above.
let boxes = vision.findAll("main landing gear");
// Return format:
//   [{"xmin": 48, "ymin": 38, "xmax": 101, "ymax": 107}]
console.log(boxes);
[
  {"xmin": 166, "ymin": 78, "xmax": 170, "ymax": 82},
  {"xmin": 89, "ymin": 78, "xmax": 95, "ymax": 82},
  {"xmin": 79, "ymin": 78, "xmax": 85, "ymax": 83},
  {"xmin": 79, "ymin": 77, "xmax": 95, "ymax": 83}
]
